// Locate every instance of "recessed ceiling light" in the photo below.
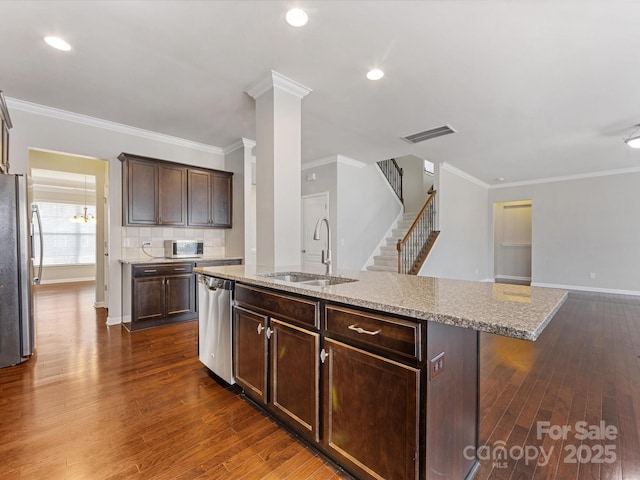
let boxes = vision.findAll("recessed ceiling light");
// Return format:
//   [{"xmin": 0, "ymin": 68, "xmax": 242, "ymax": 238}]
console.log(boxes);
[
  {"xmin": 366, "ymin": 69, "xmax": 384, "ymax": 81},
  {"xmin": 286, "ymin": 8, "xmax": 308, "ymax": 27},
  {"xmin": 44, "ymin": 36, "xmax": 71, "ymax": 51},
  {"xmin": 495, "ymin": 177, "xmax": 505, "ymax": 182}
]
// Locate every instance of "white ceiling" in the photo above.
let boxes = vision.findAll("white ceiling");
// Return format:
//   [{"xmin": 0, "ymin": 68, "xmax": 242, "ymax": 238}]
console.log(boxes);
[{"xmin": 3, "ymin": 0, "xmax": 640, "ymax": 184}]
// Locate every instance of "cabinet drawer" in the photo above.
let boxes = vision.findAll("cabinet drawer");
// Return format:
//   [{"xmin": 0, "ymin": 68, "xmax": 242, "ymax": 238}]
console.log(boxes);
[
  {"xmin": 132, "ymin": 263, "xmax": 193, "ymax": 277},
  {"xmin": 194, "ymin": 258, "xmax": 242, "ymax": 268},
  {"xmin": 235, "ymin": 284, "xmax": 319, "ymax": 328},
  {"xmin": 325, "ymin": 305, "xmax": 423, "ymax": 361}
]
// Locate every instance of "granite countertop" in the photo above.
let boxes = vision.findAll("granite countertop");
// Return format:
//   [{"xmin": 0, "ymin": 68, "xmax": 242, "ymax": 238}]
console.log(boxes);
[
  {"xmin": 193, "ymin": 264, "xmax": 567, "ymax": 341},
  {"xmin": 120, "ymin": 256, "xmax": 243, "ymax": 265}
]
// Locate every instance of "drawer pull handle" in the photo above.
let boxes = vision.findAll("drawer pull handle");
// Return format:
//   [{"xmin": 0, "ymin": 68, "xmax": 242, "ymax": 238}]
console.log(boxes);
[
  {"xmin": 348, "ymin": 324, "xmax": 381, "ymax": 336},
  {"xmin": 143, "ymin": 269, "xmax": 157, "ymax": 273},
  {"xmin": 173, "ymin": 268, "xmax": 186, "ymax": 271}
]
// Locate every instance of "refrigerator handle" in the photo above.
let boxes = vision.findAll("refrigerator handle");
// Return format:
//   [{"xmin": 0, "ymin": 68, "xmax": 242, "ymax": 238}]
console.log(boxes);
[{"xmin": 31, "ymin": 204, "xmax": 43, "ymax": 285}]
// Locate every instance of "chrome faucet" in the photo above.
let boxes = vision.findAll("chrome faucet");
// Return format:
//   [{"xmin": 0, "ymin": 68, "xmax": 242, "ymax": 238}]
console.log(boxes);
[{"xmin": 313, "ymin": 217, "xmax": 332, "ymax": 275}]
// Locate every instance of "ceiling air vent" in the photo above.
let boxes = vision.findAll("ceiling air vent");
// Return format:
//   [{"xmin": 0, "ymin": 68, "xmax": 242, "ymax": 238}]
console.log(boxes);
[{"xmin": 402, "ymin": 124, "xmax": 456, "ymax": 144}]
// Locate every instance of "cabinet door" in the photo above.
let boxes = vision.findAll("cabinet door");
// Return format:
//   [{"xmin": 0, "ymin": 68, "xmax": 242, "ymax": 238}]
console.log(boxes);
[
  {"xmin": 158, "ymin": 164, "xmax": 186, "ymax": 225},
  {"xmin": 211, "ymin": 172, "xmax": 232, "ymax": 227},
  {"xmin": 165, "ymin": 274, "xmax": 195, "ymax": 317},
  {"xmin": 187, "ymin": 169, "xmax": 212, "ymax": 226},
  {"xmin": 233, "ymin": 306, "xmax": 268, "ymax": 404},
  {"xmin": 270, "ymin": 319, "xmax": 320, "ymax": 442},
  {"xmin": 127, "ymin": 159, "xmax": 157, "ymax": 225},
  {"xmin": 323, "ymin": 338, "xmax": 420, "ymax": 480},
  {"xmin": 133, "ymin": 276, "xmax": 165, "ymax": 321}
]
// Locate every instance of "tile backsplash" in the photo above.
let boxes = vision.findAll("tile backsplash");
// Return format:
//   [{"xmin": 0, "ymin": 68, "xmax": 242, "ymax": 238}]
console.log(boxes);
[{"xmin": 121, "ymin": 227, "xmax": 225, "ymax": 260}]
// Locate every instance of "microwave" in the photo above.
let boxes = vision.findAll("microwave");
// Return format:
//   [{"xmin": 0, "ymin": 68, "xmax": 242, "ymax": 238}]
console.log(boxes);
[{"xmin": 164, "ymin": 240, "xmax": 204, "ymax": 258}]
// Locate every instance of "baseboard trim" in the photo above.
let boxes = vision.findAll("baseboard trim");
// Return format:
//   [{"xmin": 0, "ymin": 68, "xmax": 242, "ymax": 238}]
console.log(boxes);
[
  {"xmin": 531, "ymin": 282, "xmax": 640, "ymax": 297},
  {"xmin": 106, "ymin": 316, "xmax": 122, "ymax": 326},
  {"xmin": 496, "ymin": 275, "xmax": 532, "ymax": 282},
  {"xmin": 39, "ymin": 277, "xmax": 95, "ymax": 285}
]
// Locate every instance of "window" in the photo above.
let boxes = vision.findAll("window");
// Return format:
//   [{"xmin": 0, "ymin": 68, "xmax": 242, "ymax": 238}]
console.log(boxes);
[
  {"xmin": 35, "ymin": 202, "xmax": 96, "ymax": 265},
  {"xmin": 423, "ymin": 159, "xmax": 434, "ymax": 175}
]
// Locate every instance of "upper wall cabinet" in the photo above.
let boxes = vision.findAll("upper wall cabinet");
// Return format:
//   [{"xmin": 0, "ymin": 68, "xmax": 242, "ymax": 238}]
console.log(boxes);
[
  {"xmin": 120, "ymin": 153, "xmax": 187, "ymax": 226},
  {"xmin": 187, "ymin": 168, "xmax": 232, "ymax": 228},
  {"xmin": 119, "ymin": 153, "xmax": 232, "ymax": 228}
]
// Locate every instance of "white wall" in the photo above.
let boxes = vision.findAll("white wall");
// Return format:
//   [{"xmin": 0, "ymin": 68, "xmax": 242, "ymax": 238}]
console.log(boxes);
[
  {"xmin": 395, "ymin": 155, "xmax": 433, "ymax": 213},
  {"xmin": 39, "ymin": 265, "xmax": 96, "ymax": 284},
  {"xmin": 489, "ymin": 171, "xmax": 640, "ymax": 294},
  {"xmin": 7, "ymin": 99, "xmax": 226, "ymax": 324},
  {"xmin": 302, "ymin": 162, "xmax": 338, "ymax": 264},
  {"xmin": 420, "ymin": 163, "xmax": 489, "ymax": 281},
  {"xmin": 302, "ymin": 157, "xmax": 402, "ymax": 271},
  {"xmin": 337, "ymin": 160, "xmax": 402, "ymax": 271}
]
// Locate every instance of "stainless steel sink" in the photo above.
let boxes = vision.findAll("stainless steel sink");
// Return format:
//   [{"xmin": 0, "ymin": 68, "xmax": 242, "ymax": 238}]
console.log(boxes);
[{"xmin": 258, "ymin": 271, "xmax": 358, "ymax": 286}]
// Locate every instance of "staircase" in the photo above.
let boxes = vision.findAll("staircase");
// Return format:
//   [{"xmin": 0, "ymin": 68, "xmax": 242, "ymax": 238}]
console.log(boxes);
[
  {"xmin": 368, "ymin": 160, "xmax": 440, "ymax": 274},
  {"xmin": 367, "ymin": 212, "xmax": 417, "ymax": 272}
]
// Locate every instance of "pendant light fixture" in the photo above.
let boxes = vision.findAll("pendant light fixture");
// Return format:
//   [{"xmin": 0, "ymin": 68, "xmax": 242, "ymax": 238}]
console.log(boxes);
[
  {"xmin": 70, "ymin": 176, "xmax": 97, "ymax": 224},
  {"xmin": 624, "ymin": 124, "xmax": 640, "ymax": 148}
]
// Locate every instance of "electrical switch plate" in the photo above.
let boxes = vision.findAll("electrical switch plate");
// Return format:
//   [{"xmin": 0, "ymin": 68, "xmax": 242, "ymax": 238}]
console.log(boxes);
[{"xmin": 430, "ymin": 352, "xmax": 445, "ymax": 380}]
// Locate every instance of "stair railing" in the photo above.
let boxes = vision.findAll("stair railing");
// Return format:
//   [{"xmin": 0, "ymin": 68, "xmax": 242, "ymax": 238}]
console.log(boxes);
[
  {"xmin": 397, "ymin": 190, "xmax": 439, "ymax": 275},
  {"xmin": 377, "ymin": 158, "xmax": 403, "ymax": 204}
]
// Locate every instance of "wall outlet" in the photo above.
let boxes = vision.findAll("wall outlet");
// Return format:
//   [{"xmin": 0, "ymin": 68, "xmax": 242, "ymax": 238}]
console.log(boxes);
[
  {"xmin": 589, "ymin": 272, "xmax": 596, "ymax": 279},
  {"xmin": 430, "ymin": 352, "xmax": 445, "ymax": 380}
]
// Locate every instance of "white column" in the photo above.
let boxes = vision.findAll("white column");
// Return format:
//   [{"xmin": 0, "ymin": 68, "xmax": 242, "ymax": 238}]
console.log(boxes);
[{"xmin": 246, "ymin": 71, "xmax": 311, "ymax": 268}]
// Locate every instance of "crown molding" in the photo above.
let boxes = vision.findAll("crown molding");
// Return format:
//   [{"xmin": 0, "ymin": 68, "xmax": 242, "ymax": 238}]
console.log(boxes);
[
  {"xmin": 441, "ymin": 162, "xmax": 490, "ymax": 189},
  {"xmin": 301, "ymin": 156, "xmax": 336, "ymax": 171},
  {"xmin": 6, "ymin": 97, "xmax": 225, "ymax": 155},
  {"xmin": 490, "ymin": 165, "xmax": 640, "ymax": 189},
  {"xmin": 242, "ymin": 137, "xmax": 256, "ymax": 149},
  {"xmin": 302, "ymin": 154, "xmax": 367, "ymax": 171},
  {"xmin": 245, "ymin": 70, "xmax": 312, "ymax": 100},
  {"xmin": 223, "ymin": 137, "xmax": 257, "ymax": 155},
  {"xmin": 336, "ymin": 154, "xmax": 367, "ymax": 168}
]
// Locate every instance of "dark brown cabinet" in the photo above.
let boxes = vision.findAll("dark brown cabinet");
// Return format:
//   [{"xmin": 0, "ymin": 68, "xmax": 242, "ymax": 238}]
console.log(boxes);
[
  {"xmin": 187, "ymin": 168, "xmax": 232, "ymax": 228},
  {"xmin": 229, "ymin": 282, "xmax": 479, "ymax": 480},
  {"xmin": 233, "ymin": 306, "xmax": 268, "ymax": 404},
  {"xmin": 233, "ymin": 284, "xmax": 321, "ymax": 443},
  {"xmin": 323, "ymin": 304, "xmax": 422, "ymax": 480},
  {"xmin": 322, "ymin": 338, "xmax": 420, "ymax": 480},
  {"xmin": 119, "ymin": 153, "xmax": 231, "ymax": 228},
  {"xmin": 270, "ymin": 319, "xmax": 320, "ymax": 442},
  {"xmin": 120, "ymin": 153, "xmax": 187, "ymax": 226},
  {"xmin": 125, "ymin": 263, "xmax": 196, "ymax": 330}
]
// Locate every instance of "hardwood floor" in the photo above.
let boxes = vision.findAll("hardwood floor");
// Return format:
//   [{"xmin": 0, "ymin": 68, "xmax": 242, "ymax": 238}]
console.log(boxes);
[
  {"xmin": 1, "ymin": 283, "xmax": 638, "ymax": 479},
  {"xmin": 476, "ymin": 291, "xmax": 640, "ymax": 480},
  {"xmin": 0, "ymin": 282, "xmax": 343, "ymax": 479}
]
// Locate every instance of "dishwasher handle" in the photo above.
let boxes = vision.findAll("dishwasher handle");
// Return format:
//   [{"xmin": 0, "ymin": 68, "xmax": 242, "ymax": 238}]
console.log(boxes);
[{"xmin": 198, "ymin": 274, "xmax": 234, "ymax": 291}]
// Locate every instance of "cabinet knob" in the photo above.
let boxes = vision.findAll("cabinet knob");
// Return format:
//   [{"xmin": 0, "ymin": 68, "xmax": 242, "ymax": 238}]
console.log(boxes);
[
  {"xmin": 257, "ymin": 324, "xmax": 265, "ymax": 335},
  {"xmin": 320, "ymin": 349, "xmax": 328, "ymax": 364},
  {"xmin": 266, "ymin": 327, "xmax": 273, "ymax": 339}
]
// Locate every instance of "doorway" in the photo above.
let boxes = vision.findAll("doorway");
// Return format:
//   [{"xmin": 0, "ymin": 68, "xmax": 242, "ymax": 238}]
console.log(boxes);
[
  {"xmin": 493, "ymin": 200, "xmax": 532, "ymax": 285},
  {"xmin": 302, "ymin": 192, "xmax": 329, "ymax": 267},
  {"xmin": 28, "ymin": 149, "xmax": 109, "ymax": 307}
]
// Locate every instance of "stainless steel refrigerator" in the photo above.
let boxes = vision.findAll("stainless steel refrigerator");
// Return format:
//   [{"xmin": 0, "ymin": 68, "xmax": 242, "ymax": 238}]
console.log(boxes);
[{"xmin": 0, "ymin": 174, "xmax": 42, "ymax": 368}]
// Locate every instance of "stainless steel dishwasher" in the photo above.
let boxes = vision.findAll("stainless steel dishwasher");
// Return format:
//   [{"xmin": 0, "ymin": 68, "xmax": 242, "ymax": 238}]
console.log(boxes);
[{"xmin": 197, "ymin": 274, "xmax": 235, "ymax": 385}]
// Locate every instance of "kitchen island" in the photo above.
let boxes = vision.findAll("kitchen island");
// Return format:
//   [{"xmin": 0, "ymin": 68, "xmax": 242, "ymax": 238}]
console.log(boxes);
[{"xmin": 194, "ymin": 265, "xmax": 567, "ymax": 480}]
